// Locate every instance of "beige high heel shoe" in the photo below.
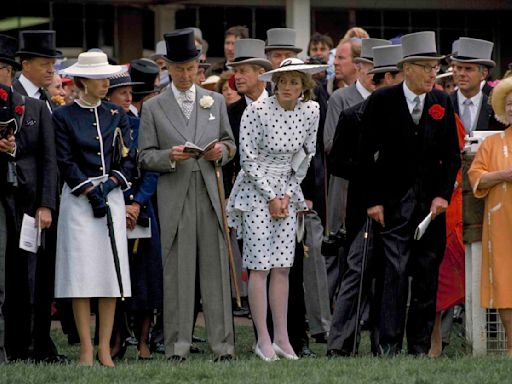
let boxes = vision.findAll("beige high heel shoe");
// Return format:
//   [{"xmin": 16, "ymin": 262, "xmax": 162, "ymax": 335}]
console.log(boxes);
[{"xmin": 272, "ymin": 343, "xmax": 299, "ymax": 360}]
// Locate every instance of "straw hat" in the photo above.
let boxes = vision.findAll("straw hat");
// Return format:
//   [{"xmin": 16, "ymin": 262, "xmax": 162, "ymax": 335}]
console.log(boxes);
[
  {"xmin": 258, "ymin": 58, "xmax": 328, "ymax": 82},
  {"xmin": 491, "ymin": 78, "xmax": 512, "ymax": 124},
  {"xmin": 60, "ymin": 52, "xmax": 123, "ymax": 79}
]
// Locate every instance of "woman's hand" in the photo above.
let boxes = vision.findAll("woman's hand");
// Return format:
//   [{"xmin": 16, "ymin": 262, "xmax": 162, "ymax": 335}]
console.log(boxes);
[
  {"xmin": 126, "ymin": 203, "xmax": 140, "ymax": 230},
  {"xmin": 269, "ymin": 198, "xmax": 284, "ymax": 219},
  {"xmin": 281, "ymin": 194, "xmax": 290, "ymax": 217}
]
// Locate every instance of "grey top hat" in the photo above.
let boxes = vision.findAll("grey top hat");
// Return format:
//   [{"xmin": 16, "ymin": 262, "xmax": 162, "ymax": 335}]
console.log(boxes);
[
  {"xmin": 265, "ymin": 28, "xmax": 302, "ymax": 53},
  {"xmin": 397, "ymin": 31, "xmax": 444, "ymax": 67},
  {"xmin": 354, "ymin": 38, "xmax": 391, "ymax": 64},
  {"xmin": 227, "ymin": 39, "xmax": 272, "ymax": 71},
  {"xmin": 369, "ymin": 45, "xmax": 403, "ymax": 74},
  {"xmin": 450, "ymin": 37, "xmax": 495, "ymax": 68},
  {"xmin": 451, "ymin": 39, "xmax": 460, "ymax": 56}
]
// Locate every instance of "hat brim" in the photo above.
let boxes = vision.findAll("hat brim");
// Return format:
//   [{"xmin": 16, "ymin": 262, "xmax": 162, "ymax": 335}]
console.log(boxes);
[
  {"xmin": 0, "ymin": 57, "xmax": 21, "ymax": 71},
  {"xmin": 132, "ymin": 87, "xmax": 159, "ymax": 95},
  {"xmin": 368, "ymin": 65, "xmax": 400, "ymax": 75},
  {"xmin": 162, "ymin": 50, "xmax": 201, "ymax": 65},
  {"xmin": 353, "ymin": 57, "xmax": 373, "ymax": 65},
  {"xmin": 449, "ymin": 56, "xmax": 496, "ymax": 68},
  {"xmin": 227, "ymin": 58, "xmax": 273, "ymax": 71},
  {"xmin": 258, "ymin": 64, "xmax": 329, "ymax": 82},
  {"xmin": 436, "ymin": 71, "xmax": 454, "ymax": 80},
  {"xmin": 398, "ymin": 55, "xmax": 445, "ymax": 67},
  {"xmin": 491, "ymin": 78, "xmax": 512, "ymax": 124},
  {"xmin": 264, "ymin": 45, "xmax": 303, "ymax": 53},
  {"xmin": 16, "ymin": 49, "xmax": 63, "ymax": 59},
  {"xmin": 109, "ymin": 81, "xmax": 144, "ymax": 90},
  {"xmin": 60, "ymin": 64, "xmax": 124, "ymax": 79}
]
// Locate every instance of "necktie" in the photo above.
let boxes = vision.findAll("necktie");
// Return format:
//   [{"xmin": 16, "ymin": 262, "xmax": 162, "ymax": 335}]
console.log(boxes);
[
  {"xmin": 461, "ymin": 98, "xmax": 473, "ymax": 134},
  {"xmin": 411, "ymin": 96, "xmax": 422, "ymax": 125},
  {"xmin": 39, "ymin": 88, "xmax": 48, "ymax": 102},
  {"xmin": 180, "ymin": 90, "xmax": 194, "ymax": 119}
]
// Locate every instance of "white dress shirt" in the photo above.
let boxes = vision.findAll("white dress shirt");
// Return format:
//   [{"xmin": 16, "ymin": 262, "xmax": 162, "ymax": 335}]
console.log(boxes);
[
  {"xmin": 18, "ymin": 74, "xmax": 42, "ymax": 99},
  {"xmin": 355, "ymin": 80, "xmax": 372, "ymax": 100},
  {"xmin": 403, "ymin": 81, "xmax": 426, "ymax": 115},
  {"xmin": 245, "ymin": 89, "xmax": 269, "ymax": 106},
  {"xmin": 457, "ymin": 89, "xmax": 482, "ymax": 131}
]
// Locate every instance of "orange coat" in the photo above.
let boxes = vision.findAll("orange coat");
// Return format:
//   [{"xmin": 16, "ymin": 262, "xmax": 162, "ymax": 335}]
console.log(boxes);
[{"xmin": 468, "ymin": 128, "xmax": 512, "ymax": 308}]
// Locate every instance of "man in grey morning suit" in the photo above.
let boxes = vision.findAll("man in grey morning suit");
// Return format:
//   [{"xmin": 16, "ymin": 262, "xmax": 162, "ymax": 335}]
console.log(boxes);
[
  {"xmin": 323, "ymin": 38, "xmax": 390, "ymax": 305},
  {"xmin": 138, "ymin": 29, "xmax": 236, "ymax": 361}
]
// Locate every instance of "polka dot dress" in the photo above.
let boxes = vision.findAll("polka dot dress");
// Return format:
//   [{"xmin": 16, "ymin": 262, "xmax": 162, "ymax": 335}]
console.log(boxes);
[{"xmin": 227, "ymin": 96, "xmax": 320, "ymax": 271}]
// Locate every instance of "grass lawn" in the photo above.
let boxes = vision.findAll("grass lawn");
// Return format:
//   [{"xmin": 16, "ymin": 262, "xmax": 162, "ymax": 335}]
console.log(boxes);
[{"xmin": 1, "ymin": 321, "xmax": 511, "ymax": 384}]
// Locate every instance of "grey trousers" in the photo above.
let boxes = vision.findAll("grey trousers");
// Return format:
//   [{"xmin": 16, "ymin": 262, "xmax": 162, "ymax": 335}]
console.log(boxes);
[
  {"xmin": 303, "ymin": 212, "xmax": 331, "ymax": 336},
  {"xmin": 163, "ymin": 172, "xmax": 234, "ymax": 358},
  {"xmin": 0, "ymin": 203, "xmax": 6, "ymax": 362}
]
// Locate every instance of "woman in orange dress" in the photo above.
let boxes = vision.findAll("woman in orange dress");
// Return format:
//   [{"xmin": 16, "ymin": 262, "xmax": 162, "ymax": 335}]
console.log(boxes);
[{"xmin": 468, "ymin": 77, "xmax": 512, "ymax": 357}]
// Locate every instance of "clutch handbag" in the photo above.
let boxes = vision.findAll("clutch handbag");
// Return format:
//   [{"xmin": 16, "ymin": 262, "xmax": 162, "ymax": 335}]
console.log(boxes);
[{"xmin": 291, "ymin": 147, "xmax": 313, "ymax": 179}]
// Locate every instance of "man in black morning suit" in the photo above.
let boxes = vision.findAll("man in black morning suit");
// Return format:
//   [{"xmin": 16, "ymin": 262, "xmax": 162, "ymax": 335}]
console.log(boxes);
[
  {"xmin": 3, "ymin": 30, "xmax": 65, "ymax": 363},
  {"xmin": 359, "ymin": 32, "xmax": 461, "ymax": 356},
  {"xmin": 327, "ymin": 44, "xmax": 404, "ymax": 356}
]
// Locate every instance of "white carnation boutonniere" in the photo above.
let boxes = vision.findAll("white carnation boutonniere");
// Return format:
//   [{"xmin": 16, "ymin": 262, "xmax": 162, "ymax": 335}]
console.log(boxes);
[{"xmin": 199, "ymin": 95, "xmax": 214, "ymax": 109}]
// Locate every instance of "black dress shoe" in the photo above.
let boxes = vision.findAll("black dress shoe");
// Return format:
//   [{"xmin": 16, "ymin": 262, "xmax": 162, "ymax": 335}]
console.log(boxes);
[
  {"xmin": 233, "ymin": 306, "xmax": 250, "ymax": 317},
  {"xmin": 168, "ymin": 355, "xmax": 186, "ymax": 363},
  {"xmin": 213, "ymin": 354, "xmax": 233, "ymax": 362},
  {"xmin": 150, "ymin": 342, "xmax": 166, "ymax": 354},
  {"xmin": 298, "ymin": 345, "xmax": 316, "ymax": 358},
  {"xmin": 192, "ymin": 335, "xmax": 206, "ymax": 343},
  {"xmin": 190, "ymin": 344, "xmax": 205, "ymax": 354},
  {"xmin": 36, "ymin": 354, "xmax": 70, "ymax": 364},
  {"xmin": 326, "ymin": 349, "xmax": 350, "ymax": 358}
]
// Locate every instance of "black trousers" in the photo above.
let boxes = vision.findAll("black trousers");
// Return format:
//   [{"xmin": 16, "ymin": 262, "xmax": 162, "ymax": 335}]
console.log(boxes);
[
  {"xmin": 371, "ymin": 189, "xmax": 446, "ymax": 355},
  {"xmin": 4, "ymin": 214, "xmax": 59, "ymax": 360},
  {"xmin": 327, "ymin": 220, "xmax": 375, "ymax": 354}
]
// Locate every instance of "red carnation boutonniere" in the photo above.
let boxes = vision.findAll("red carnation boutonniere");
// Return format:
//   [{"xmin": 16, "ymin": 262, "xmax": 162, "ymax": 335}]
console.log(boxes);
[
  {"xmin": 14, "ymin": 105, "xmax": 25, "ymax": 116},
  {"xmin": 428, "ymin": 104, "xmax": 445, "ymax": 120},
  {"xmin": 0, "ymin": 88, "xmax": 8, "ymax": 101}
]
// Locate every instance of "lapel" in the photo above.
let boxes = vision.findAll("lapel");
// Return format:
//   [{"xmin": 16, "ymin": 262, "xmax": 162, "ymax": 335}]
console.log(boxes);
[
  {"xmin": 12, "ymin": 79, "xmax": 28, "ymax": 97},
  {"xmin": 157, "ymin": 87, "xmax": 193, "ymax": 142},
  {"xmin": 194, "ymin": 86, "xmax": 215, "ymax": 144},
  {"xmin": 475, "ymin": 93, "xmax": 490, "ymax": 131},
  {"xmin": 396, "ymin": 83, "xmax": 416, "ymax": 128},
  {"xmin": 450, "ymin": 92, "xmax": 459, "ymax": 115},
  {"xmin": 347, "ymin": 83, "xmax": 364, "ymax": 106},
  {"xmin": 11, "ymin": 91, "xmax": 25, "ymax": 133}
]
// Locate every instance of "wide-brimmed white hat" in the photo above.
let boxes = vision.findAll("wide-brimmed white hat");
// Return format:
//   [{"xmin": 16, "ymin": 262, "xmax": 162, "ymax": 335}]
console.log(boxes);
[
  {"xmin": 258, "ymin": 58, "xmax": 328, "ymax": 82},
  {"xmin": 60, "ymin": 51, "xmax": 123, "ymax": 79}
]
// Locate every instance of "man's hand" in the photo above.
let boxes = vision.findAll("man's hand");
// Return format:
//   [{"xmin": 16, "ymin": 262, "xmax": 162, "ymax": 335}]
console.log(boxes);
[
  {"xmin": 367, "ymin": 205, "xmax": 385, "ymax": 227},
  {"xmin": 430, "ymin": 197, "xmax": 448, "ymax": 220},
  {"xmin": 36, "ymin": 207, "xmax": 52, "ymax": 229},
  {"xmin": 203, "ymin": 143, "xmax": 223, "ymax": 162},
  {"xmin": 0, "ymin": 135, "xmax": 15, "ymax": 154},
  {"xmin": 126, "ymin": 203, "xmax": 140, "ymax": 230},
  {"xmin": 169, "ymin": 145, "xmax": 195, "ymax": 161}
]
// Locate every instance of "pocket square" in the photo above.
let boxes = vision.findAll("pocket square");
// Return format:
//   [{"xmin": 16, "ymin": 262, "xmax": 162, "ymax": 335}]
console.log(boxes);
[
  {"xmin": 209, "ymin": 113, "xmax": 216, "ymax": 121},
  {"xmin": 25, "ymin": 119, "xmax": 36, "ymax": 126}
]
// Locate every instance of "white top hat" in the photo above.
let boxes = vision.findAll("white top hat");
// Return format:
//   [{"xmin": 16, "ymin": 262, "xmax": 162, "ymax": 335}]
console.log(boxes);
[
  {"xmin": 258, "ymin": 57, "xmax": 328, "ymax": 82},
  {"xmin": 450, "ymin": 37, "xmax": 495, "ymax": 68},
  {"xmin": 60, "ymin": 52, "xmax": 123, "ymax": 79}
]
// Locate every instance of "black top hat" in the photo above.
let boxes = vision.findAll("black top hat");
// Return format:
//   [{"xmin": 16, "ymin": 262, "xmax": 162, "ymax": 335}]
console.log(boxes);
[
  {"xmin": 0, "ymin": 35, "xmax": 21, "ymax": 70},
  {"xmin": 16, "ymin": 30, "xmax": 62, "ymax": 58},
  {"xmin": 129, "ymin": 59, "xmax": 160, "ymax": 95},
  {"xmin": 162, "ymin": 28, "xmax": 201, "ymax": 64}
]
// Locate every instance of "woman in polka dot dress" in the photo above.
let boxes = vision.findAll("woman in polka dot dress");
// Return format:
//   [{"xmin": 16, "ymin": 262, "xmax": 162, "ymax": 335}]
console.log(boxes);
[{"xmin": 227, "ymin": 58, "xmax": 327, "ymax": 361}]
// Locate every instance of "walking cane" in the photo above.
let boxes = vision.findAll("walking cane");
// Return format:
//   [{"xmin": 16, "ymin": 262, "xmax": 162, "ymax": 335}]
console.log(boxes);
[
  {"xmin": 214, "ymin": 165, "xmax": 241, "ymax": 308},
  {"xmin": 352, "ymin": 217, "xmax": 372, "ymax": 355},
  {"xmin": 103, "ymin": 188, "xmax": 125, "ymax": 301}
]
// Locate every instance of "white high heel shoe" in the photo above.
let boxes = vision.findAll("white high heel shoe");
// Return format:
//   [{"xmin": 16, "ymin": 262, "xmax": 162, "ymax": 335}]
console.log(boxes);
[
  {"xmin": 272, "ymin": 343, "xmax": 299, "ymax": 360},
  {"xmin": 254, "ymin": 345, "xmax": 279, "ymax": 362}
]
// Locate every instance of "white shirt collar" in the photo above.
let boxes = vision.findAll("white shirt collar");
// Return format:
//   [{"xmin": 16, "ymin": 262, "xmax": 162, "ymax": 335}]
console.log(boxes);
[
  {"xmin": 245, "ymin": 89, "xmax": 269, "ymax": 106},
  {"xmin": 171, "ymin": 82, "xmax": 195, "ymax": 101},
  {"xmin": 129, "ymin": 104, "xmax": 139, "ymax": 117},
  {"xmin": 19, "ymin": 74, "xmax": 42, "ymax": 99},
  {"xmin": 355, "ymin": 80, "xmax": 371, "ymax": 100},
  {"xmin": 457, "ymin": 89, "xmax": 482, "ymax": 109},
  {"xmin": 403, "ymin": 81, "xmax": 426, "ymax": 113}
]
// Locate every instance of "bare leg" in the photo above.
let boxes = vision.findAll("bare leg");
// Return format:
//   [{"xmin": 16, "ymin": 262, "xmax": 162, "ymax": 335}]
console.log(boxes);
[
  {"xmin": 429, "ymin": 311, "xmax": 442, "ymax": 358},
  {"xmin": 269, "ymin": 267, "xmax": 295, "ymax": 356},
  {"xmin": 248, "ymin": 269, "xmax": 273, "ymax": 357},
  {"xmin": 97, "ymin": 298, "xmax": 116, "ymax": 367},
  {"xmin": 498, "ymin": 309, "xmax": 512, "ymax": 357},
  {"xmin": 72, "ymin": 298, "xmax": 93, "ymax": 366},
  {"xmin": 138, "ymin": 314, "xmax": 152, "ymax": 359}
]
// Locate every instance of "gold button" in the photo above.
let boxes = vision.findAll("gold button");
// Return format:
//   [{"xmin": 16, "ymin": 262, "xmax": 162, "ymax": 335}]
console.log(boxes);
[
  {"xmin": 97, "ymin": 152, "xmax": 101, "ymax": 156},
  {"xmin": 99, "ymin": 167, "xmax": 103, "ymax": 171},
  {"xmin": 95, "ymin": 136, "xmax": 99, "ymax": 140},
  {"xmin": 93, "ymin": 122, "xmax": 97, "ymax": 126}
]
